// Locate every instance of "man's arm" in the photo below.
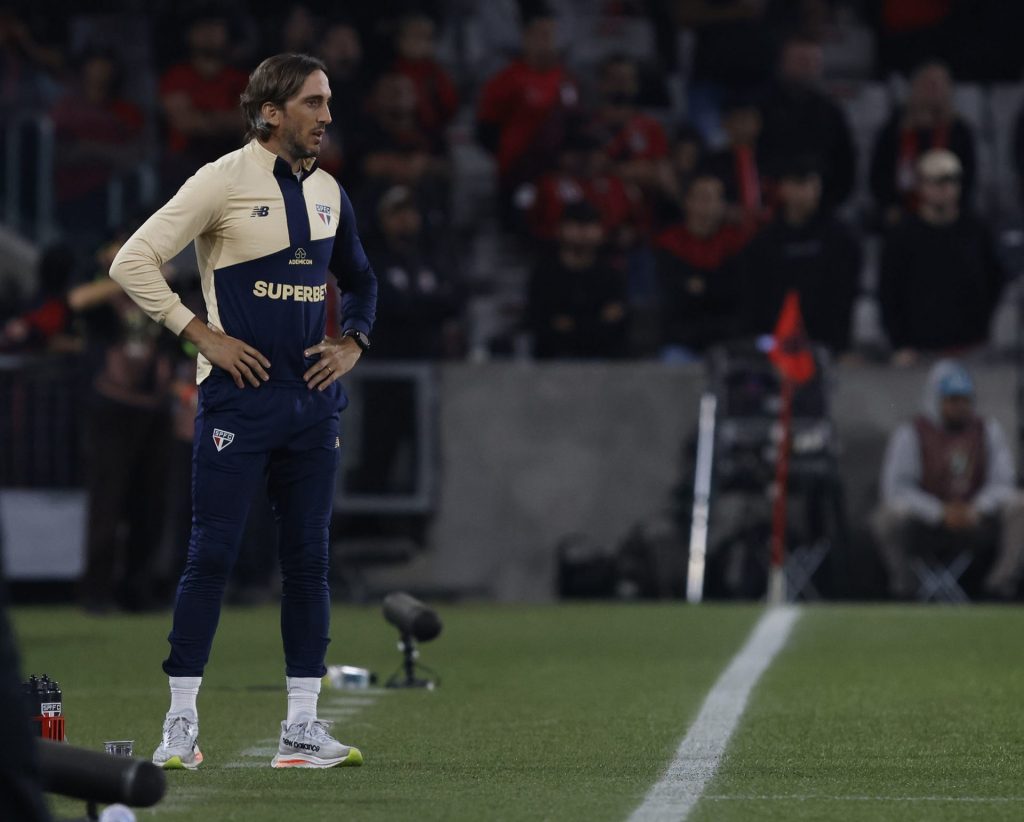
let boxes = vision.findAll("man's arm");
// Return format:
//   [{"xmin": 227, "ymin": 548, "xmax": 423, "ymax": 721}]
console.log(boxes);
[
  {"xmin": 880, "ymin": 424, "xmax": 945, "ymax": 524},
  {"xmin": 973, "ymin": 419, "xmax": 1017, "ymax": 514},
  {"xmin": 109, "ymin": 165, "xmax": 270, "ymax": 388},
  {"xmin": 303, "ymin": 185, "xmax": 378, "ymax": 391}
]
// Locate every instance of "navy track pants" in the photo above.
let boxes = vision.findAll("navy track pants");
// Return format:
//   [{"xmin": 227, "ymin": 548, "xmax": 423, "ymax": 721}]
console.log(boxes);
[{"xmin": 163, "ymin": 377, "xmax": 343, "ymax": 678}]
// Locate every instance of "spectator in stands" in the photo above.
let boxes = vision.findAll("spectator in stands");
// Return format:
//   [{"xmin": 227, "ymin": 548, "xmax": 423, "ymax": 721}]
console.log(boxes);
[
  {"xmin": 159, "ymin": 12, "xmax": 248, "ymax": 193},
  {"xmin": 50, "ymin": 49, "xmax": 145, "ymax": 247},
  {"xmin": 743, "ymin": 156, "xmax": 861, "ymax": 354},
  {"xmin": 527, "ymin": 127, "xmax": 642, "ymax": 249},
  {"xmin": 527, "ymin": 202, "xmax": 627, "ymax": 359},
  {"xmin": 363, "ymin": 185, "xmax": 464, "ymax": 359},
  {"xmin": 76, "ymin": 232, "xmax": 177, "ymax": 612},
  {"xmin": 654, "ymin": 170, "xmax": 755, "ymax": 358},
  {"xmin": 393, "ymin": 13, "xmax": 459, "ymax": 143},
  {"xmin": 879, "ymin": 149, "xmax": 1003, "ymax": 365},
  {"xmin": 869, "ymin": 61, "xmax": 976, "ymax": 226},
  {"xmin": 759, "ymin": 34, "xmax": 856, "ymax": 212},
  {"xmin": 872, "ymin": 360, "xmax": 1024, "ymax": 600},
  {"xmin": 0, "ymin": 243, "xmax": 76, "ymax": 352},
  {"xmin": 590, "ymin": 54, "xmax": 670, "ymax": 207},
  {"xmin": 476, "ymin": 7, "xmax": 579, "ymax": 216},
  {"xmin": 706, "ymin": 91, "xmax": 767, "ymax": 224},
  {"xmin": 653, "ymin": 124, "xmax": 706, "ymax": 228},
  {"xmin": 344, "ymin": 72, "xmax": 450, "ymax": 226},
  {"xmin": 316, "ymin": 19, "xmax": 367, "ymax": 176},
  {"xmin": 675, "ymin": 0, "xmax": 774, "ymax": 142},
  {"xmin": 0, "ymin": 8, "xmax": 66, "ymax": 112}
]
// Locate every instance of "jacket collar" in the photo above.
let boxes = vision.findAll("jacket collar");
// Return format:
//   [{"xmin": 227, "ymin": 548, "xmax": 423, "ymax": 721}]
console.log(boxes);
[{"xmin": 246, "ymin": 139, "xmax": 318, "ymax": 180}]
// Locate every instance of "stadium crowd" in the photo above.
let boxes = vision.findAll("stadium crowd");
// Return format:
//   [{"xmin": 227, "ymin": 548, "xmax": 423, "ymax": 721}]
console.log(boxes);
[
  {"xmin": 3, "ymin": 0, "xmax": 1024, "ymax": 604},
  {"xmin": 3, "ymin": 0, "xmax": 1024, "ymax": 363}
]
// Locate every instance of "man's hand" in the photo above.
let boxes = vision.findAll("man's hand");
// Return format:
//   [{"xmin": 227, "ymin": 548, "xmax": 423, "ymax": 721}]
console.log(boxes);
[
  {"xmin": 303, "ymin": 336, "xmax": 361, "ymax": 391},
  {"xmin": 182, "ymin": 318, "xmax": 270, "ymax": 389},
  {"xmin": 943, "ymin": 501, "xmax": 978, "ymax": 530}
]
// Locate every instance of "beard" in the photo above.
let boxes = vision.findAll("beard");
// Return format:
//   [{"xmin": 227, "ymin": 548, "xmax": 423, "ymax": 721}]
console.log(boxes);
[{"xmin": 282, "ymin": 124, "xmax": 319, "ymax": 160}]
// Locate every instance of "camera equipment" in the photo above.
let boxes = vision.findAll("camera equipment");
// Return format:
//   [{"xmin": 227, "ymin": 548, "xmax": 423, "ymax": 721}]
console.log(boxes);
[
  {"xmin": 381, "ymin": 592, "xmax": 441, "ymax": 689},
  {"xmin": 37, "ymin": 738, "xmax": 165, "ymax": 817}
]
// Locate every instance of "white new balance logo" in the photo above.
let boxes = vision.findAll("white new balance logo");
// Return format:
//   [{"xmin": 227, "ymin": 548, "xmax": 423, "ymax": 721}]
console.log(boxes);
[{"xmin": 212, "ymin": 429, "xmax": 235, "ymax": 451}]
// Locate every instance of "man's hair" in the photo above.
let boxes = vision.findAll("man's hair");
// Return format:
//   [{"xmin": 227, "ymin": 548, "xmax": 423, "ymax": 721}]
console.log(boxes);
[{"xmin": 240, "ymin": 53, "xmax": 328, "ymax": 142}]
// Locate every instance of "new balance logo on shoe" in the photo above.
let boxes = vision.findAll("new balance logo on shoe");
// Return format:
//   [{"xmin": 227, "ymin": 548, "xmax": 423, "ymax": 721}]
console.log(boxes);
[{"xmin": 283, "ymin": 738, "xmax": 320, "ymax": 752}]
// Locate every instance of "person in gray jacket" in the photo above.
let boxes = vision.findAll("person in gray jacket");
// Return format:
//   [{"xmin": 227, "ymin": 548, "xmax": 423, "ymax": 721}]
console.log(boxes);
[{"xmin": 873, "ymin": 360, "xmax": 1024, "ymax": 599}]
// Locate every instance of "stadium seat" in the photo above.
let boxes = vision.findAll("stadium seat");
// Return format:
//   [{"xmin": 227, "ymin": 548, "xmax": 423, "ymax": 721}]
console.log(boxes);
[{"xmin": 911, "ymin": 551, "xmax": 972, "ymax": 603}]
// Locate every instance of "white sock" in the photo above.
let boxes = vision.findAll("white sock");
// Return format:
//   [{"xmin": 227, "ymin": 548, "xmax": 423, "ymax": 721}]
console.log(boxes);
[
  {"xmin": 167, "ymin": 676, "xmax": 202, "ymax": 722},
  {"xmin": 286, "ymin": 677, "xmax": 321, "ymax": 725}
]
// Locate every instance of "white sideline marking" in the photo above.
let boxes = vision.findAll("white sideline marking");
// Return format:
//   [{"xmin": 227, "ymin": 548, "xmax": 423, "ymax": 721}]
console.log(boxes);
[
  {"xmin": 704, "ymin": 794, "xmax": 1024, "ymax": 804},
  {"xmin": 628, "ymin": 606, "xmax": 800, "ymax": 822}
]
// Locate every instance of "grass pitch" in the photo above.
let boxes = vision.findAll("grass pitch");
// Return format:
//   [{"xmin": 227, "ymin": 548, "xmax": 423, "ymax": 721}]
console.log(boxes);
[{"xmin": 10, "ymin": 603, "xmax": 1024, "ymax": 821}]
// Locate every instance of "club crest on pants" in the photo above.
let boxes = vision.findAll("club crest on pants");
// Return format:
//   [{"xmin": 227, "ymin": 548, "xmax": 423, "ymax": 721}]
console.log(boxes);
[{"xmin": 212, "ymin": 428, "xmax": 235, "ymax": 452}]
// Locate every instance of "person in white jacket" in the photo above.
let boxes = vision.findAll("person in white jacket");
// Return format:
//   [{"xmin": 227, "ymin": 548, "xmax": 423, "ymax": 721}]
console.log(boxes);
[{"xmin": 872, "ymin": 360, "xmax": 1024, "ymax": 599}]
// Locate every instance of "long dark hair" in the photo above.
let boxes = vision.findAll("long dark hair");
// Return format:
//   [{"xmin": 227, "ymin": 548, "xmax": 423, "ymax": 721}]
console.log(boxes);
[{"xmin": 240, "ymin": 53, "xmax": 328, "ymax": 142}]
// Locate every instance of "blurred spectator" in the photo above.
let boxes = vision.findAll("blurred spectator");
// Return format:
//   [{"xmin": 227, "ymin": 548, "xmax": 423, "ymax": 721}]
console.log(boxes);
[
  {"xmin": 527, "ymin": 202, "xmax": 627, "ymax": 359},
  {"xmin": 315, "ymin": 20, "xmax": 367, "ymax": 176},
  {"xmin": 76, "ymin": 234, "xmax": 176, "ymax": 612},
  {"xmin": 476, "ymin": 8, "xmax": 580, "ymax": 215},
  {"xmin": 393, "ymin": 13, "xmax": 459, "ymax": 141},
  {"xmin": 765, "ymin": 0, "xmax": 875, "ymax": 83},
  {"xmin": 159, "ymin": 12, "xmax": 247, "ymax": 193},
  {"xmin": 652, "ymin": 124, "xmax": 706, "ymax": 228},
  {"xmin": 706, "ymin": 90, "xmax": 767, "ymax": 223},
  {"xmin": 0, "ymin": 244, "xmax": 76, "ymax": 352},
  {"xmin": 872, "ymin": 360, "xmax": 1024, "ymax": 600},
  {"xmin": 527, "ymin": 128, "xmax": 642, "ymax": 249},
  {"xmin": 50, "ymin": 49, "xmax": 145, "ymax": 247},
  {"xmin": 869, "ymin": 61, "xmax": 976, "ymax": 226},
  {"xmin": 344, "ymin": 72, "xmax": 450, "ymax": 226},
  {"xmin": 653, "ymin": 170, "xmax": 755, "ymax": 358},
  {"xmin": 0, "ymin": 7, "xmax": 65, "ymax": 113},
  {"xmin": 589, "ymin": 54, "xmax": 670, "ymax": 203},
  {"xmin": 743, "ymin": 156, "xmax": 861, "ymax": 354},
  {"xmin": 281, "ymin": 4, "xmax": 318, "ymax": 53},
  {"xmin": 759, "ymin": 34, "xmax": 856, "ymax": 212},
  {"xmin": 675, "ymin": 0, "xmax": 774, "ymax": 142},
  {"xmin": 879, "ymin": 149, "xmax": 1003, "ymax": 365},
  {"xmin": 363, "ymin": 185, "xmax": 464, "ymax": 359}
]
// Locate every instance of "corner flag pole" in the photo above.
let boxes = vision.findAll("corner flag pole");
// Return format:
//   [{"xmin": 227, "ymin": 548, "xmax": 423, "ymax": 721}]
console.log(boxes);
[{"xmin": 768, "ymin": 378, "xmax": 793, "ymax": 606}]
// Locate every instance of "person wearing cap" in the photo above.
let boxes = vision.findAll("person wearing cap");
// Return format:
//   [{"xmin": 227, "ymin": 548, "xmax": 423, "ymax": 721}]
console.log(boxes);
[
  {"xmin": 872, "ymin": 360, "xmax": 1024, "ymax": 600},
  {"xmin": 879, "ymin": 148, "xmax": 1004, "ymax": 366},
  {"xmin": 869, "ymin": 60, "xmax": 976, "ymax": 227},
  {"xmin": 742, "ymin": 155, "xmax": 861, "ymax": 354}
]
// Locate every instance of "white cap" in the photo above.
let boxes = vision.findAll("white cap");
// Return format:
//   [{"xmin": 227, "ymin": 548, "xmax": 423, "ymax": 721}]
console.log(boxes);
[{"xmin": 917, "ymin": 148, "xmax": 962, "ymax": 179}]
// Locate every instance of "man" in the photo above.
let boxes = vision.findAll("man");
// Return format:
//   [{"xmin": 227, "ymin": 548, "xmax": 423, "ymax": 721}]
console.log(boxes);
[
  {"xmin": 873, "ymin": 361, "xmax": 1024, "ymax": 600},
  {"xmin": 654, "ymin": 170, "xmax": 755, "ymax": 358},
  {"xmin": 476, "ymin": 8, "xmax": 579, "ymax": 212},
  {"xmin": 527, "ymin": 201, "xmax": 628, "ymax": 359},
  {"xmin": 879, "ymin": 149, "xmax": 1003, "ymax": 365},
  {"xmin": 758, "ymin": 35, "xmax": 856, "ymax": 212},
  {"xmin": 743, "ymin": 156, "xmax": 861, "ymax": 354},
  {"xmin": 869, "ymin": 60, "xmax": 976, "ymax": 225},
  {"xmin": 110, "ymin": 53, "xmax": 376, "ymax": 770}
]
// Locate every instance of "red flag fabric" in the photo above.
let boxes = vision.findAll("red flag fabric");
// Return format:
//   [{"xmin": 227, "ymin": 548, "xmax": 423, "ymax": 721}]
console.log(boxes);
[{"xmin": 769, "ymin": 291, "xmax": 816, "ymax": 385}]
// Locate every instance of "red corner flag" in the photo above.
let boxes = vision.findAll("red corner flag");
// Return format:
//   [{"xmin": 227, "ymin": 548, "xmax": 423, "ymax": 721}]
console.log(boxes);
[{"xmin": 769, "ymin": 291, "xmax": 816, "ymax": 385}]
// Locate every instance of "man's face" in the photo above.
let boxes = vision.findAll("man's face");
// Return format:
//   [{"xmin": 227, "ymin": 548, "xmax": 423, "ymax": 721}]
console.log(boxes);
[
  {"xmin": 600, "ymin": 60, "xmax": 639, "ymax": 108},
  {"xmin": 188, "ymin": 18, "xmax": 228, "ymax": 60},
  {"xmin": 911, "ymin": 64, "xmax": 951, "ymax": 113},
  {"xmin": 558, "ymin": 219, "xmax": 604, "ymax": 268},
  {"xmin": 941, "ymin": 395, "xmax": 973, "ymax": 430},
  {"xmin": 780, "ymin": 42, "xmax": 823, "ymax": 86},
  {"xmin": 523, "ymin": 18, "xmax": 559, "ymax": 68},
  {"xmin": 918, "ymin": 170, "xmax": 960, "ymax": 220},
  {"xmin": 381, "ymin": 205, "xmax": 422, "ymax": 243},
  {"xmin": 685, "ymin": 177, "xmax": 726, "ymax": 229},
  {"xmin": 723, "ymin": 106, "xmax": 761, "ymax": 145},
  {"xmin": 398, "ymin": 17, "xmax": 435, "ymax": 61},
  {"xmin": 276, "ymin": 70, "xmax": 332, "ymax": 160},
  {"xmin": 778, "ymin": 174, "xmax": 821, "ymax": 223}
]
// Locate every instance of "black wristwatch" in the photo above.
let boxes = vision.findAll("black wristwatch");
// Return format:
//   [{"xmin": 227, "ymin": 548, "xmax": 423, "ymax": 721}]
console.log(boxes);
[{"xmin": 342, "ymin": 329, "xmax": 371, "ymax": 352}]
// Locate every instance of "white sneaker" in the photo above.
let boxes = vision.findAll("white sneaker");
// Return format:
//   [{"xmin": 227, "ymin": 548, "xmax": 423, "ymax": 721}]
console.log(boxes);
[
  {"xmin": 270, "ymin": 719, "xmax": 363, "ymax": 769},
  {"xmin": 152, "ymin": 715, "xmax": 203, "ymax": 770}
]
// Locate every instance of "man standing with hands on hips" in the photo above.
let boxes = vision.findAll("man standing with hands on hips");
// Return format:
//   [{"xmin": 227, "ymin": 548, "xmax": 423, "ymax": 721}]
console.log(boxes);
[{"xmin": 109, "ymin": 53, "xmax": 376, "ymax": 770}]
